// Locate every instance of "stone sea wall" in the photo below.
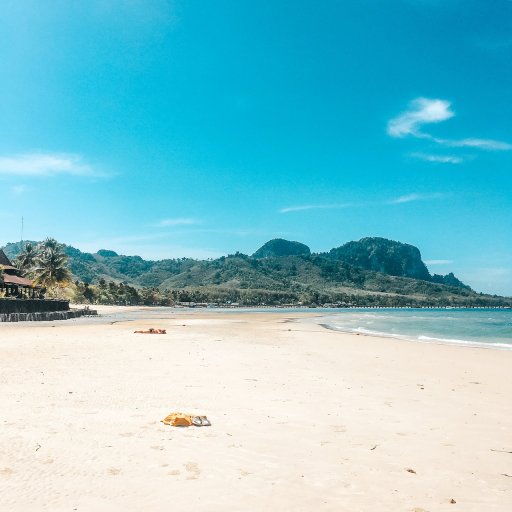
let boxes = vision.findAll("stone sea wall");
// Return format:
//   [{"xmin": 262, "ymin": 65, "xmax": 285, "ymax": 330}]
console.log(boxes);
[
  {"xmin": 0, "ymin": 299, "xmax": 69, "ymax": 314},
  {"xmin": 0, "ymin": 308, "xmax": 97, "ymax": 323},
  {"xmin": 0, "ymin": 299, "xmax": 98, "ymax": 322}
]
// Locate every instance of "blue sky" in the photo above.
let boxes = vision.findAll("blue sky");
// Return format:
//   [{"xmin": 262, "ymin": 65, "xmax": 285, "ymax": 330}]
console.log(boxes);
[{"xmin": 1, "ymin": 0, "xmax": 511, "ymax": 295}]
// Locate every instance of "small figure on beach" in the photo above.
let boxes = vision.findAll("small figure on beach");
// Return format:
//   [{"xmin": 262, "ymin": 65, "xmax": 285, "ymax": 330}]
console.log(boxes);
[{"xmin": 134, "ymin": 328, "xmax": 167, "ymax": 334}]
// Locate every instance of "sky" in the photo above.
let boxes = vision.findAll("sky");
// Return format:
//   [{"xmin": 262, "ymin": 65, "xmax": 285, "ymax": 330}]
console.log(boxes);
[{"xmin": 0, "ymin": 0, "xmax": 511, "ymax": 295}]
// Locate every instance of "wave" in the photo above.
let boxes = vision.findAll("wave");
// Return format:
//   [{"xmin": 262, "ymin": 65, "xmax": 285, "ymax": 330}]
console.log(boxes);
[
  {"xmin": 417, "ymin": 335, "xmax": 512, "ymax": 349},
  {"xmin": 320, "ymin": 321, "xmax": 512, "ymax": 350},
  {"xmin": 324, "ymin": 324, "xmax": 410, "ymax": 340}
]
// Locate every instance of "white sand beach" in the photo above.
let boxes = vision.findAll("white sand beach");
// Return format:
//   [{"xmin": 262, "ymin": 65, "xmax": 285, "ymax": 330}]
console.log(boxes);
[{"xmin": 1, "ymin": 307, "xmax": 511, "ymax": 511}]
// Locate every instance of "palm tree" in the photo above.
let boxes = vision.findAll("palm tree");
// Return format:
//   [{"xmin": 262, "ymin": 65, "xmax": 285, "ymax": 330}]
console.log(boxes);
[
  {"xmin": 38, "ymin": 237, "xmax": 60, "ymax": 254},
  {"xmin": 33, "ymin": 239, "xmax": 72, "ymax": 296},
  {"xmin": 15, "ymin": 242, "xmax": 38, "ymax": 276}
]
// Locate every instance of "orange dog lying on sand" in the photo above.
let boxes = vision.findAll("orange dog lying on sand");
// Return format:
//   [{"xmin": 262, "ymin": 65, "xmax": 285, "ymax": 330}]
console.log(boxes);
[{"xmin": 134, "ymin": 328, "xmax": 167, "ymax": 334}]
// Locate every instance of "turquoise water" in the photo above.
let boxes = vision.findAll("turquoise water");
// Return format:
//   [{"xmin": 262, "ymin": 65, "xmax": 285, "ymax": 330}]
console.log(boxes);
[{"xmin": 313, "ymin": 308, "xmax": 512, "ymax": 348}]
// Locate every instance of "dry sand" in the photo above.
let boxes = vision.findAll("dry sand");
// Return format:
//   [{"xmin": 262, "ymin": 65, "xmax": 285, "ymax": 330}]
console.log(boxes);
[{"xmin": 1, "ymin": 307, "xmax": 511, "ymax": 511}]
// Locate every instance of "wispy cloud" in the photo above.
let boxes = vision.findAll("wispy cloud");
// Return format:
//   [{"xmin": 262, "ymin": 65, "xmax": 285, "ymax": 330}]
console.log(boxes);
[
  {"xmin": 280, "ymin": 194, "xmax": 446, "ymax": 213},
  {"xmin": 410, "ymin": 152, "xmax": 463, "ymax": 164},
  {"xmin": 389, "ymin": 192, "xmax": 447, "ymax": 204},
  {"xmin": 0, "ymin": 153, "xmax": 105, "ymax": 177},
  {"xmin": 425, "ymin": 259, "xmax": 454, "ymax": 265},
  {"xmin": 387, "ymin": 98, "xmax": 454, "ymax": 138},
  {"xmin": 439, "ymin": 137, "xmax": 512, "ymax": 150},
  {"xmin": 279, "ymin": 203, "xmax": 352, "ymax": 213},
  {"xmin": 153, "ymin": 218, "xmax": 200, "ymax": 228},
  {"xmin": 388, "ymin": 98, "xmax": 511, "ymax": 154}
]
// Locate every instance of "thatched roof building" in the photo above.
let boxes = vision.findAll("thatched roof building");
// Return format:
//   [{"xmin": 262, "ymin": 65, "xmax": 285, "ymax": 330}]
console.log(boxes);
[{"xmin": 0, "ymin": 249, "xmax": 37, "ymax": 295}]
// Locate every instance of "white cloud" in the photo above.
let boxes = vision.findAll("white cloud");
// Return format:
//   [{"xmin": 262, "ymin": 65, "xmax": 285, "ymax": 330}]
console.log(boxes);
[
  {"xmin": 280, "ymin": 194, "xmax": 447, "ymax": 213},
  {"xmin": 279, "ymin": 203, "xmax": 352, "ymax": 213},
  {"xmin": 153, "ymin": 218, "xmax": 200, "ymax": 227},
  {"xmin": 389, "ymin": 192, "xmax": 447, "ymax": 204},
  {"xmin": 0, "ymin": 153, "xmax": 102, "ymax": 177},
  {"xmin": 439, "ymin": 137, "xmax": 512, "ymax": 150},
  {"xmin": 425, "ymin": 259, "xmax": 454, "ymax": 265},
  {"xmin": 388, "ymin": 98, "xmax": 511, "ymax": 154},
  {"xmin": 410, "ymin": 152, "xmax": 463, "ymax": 164},
  {"xmin": 387, "ymin": 98, "xmax": 454, "ymax": 138}
]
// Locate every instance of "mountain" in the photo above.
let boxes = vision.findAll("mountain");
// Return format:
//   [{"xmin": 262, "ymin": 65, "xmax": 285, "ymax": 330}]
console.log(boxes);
[
  {"xmin": 253, "ymin": 238, "xmax": 311, "ymax": 258},
  {"xmin": 2, "ymin": 238, "xmax": 510, "ymax": 307},
  {"xmin": 431, "ymin": 272, "xmax": 471, "ymax": 290},
  {"xmin": 326, "ymin": 237, "xmax": 431, "ymax": 281}
]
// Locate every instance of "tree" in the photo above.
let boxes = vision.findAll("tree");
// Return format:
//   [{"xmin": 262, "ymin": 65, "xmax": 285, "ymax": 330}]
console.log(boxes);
[
  {"xmin": 14, "ymin": 242, "xmax": 38, "ymax": 276},
  {"xmin": 38, "ymin": 237, "xmax": 60, "ymax": 253},
  {"xmin": 33, "ymin": 238, "xmax": 72, "ymax": 296}
]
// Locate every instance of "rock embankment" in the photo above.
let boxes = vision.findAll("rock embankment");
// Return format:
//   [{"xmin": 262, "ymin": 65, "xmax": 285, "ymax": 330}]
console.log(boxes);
[{"xmin": 0, "ymin": 308, "xmax": 97, "ymax": 322}]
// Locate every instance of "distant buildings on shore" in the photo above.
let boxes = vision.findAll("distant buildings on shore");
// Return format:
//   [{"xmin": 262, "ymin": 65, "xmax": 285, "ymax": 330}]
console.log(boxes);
[{"xmin": 0, "ymin": 249, "xmax": 39, "ymax": 298}]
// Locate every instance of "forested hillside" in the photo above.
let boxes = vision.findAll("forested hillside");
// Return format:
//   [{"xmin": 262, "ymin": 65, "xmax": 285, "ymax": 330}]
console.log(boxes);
[{"xmin": 3, "ymin": 238, "xmax": 511, "ymax": 307}]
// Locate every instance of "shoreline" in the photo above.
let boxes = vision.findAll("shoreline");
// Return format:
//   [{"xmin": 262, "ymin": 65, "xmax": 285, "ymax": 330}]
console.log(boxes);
[
  {"xmin": 2, "ymin": 304, "xmax": 510, "ymax": 350},
  {"xmin": 317, "ymin": 321, "xmax": 512, "ymax": 351},
  {"xmin": 92, "ymin": 305, "xmax": 512, "ymax": 351}
]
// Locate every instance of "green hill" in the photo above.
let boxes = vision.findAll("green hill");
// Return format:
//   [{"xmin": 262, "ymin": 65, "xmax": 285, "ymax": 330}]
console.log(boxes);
[{"xmin": 253, "ymin": 238, "xmax": 311, "ymax": 258}]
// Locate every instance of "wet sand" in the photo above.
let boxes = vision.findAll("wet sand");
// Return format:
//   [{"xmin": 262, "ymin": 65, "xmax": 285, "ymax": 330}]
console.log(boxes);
[{"xmin": 1, "ymin": 307, "xmax": 511, "ymax": 511}]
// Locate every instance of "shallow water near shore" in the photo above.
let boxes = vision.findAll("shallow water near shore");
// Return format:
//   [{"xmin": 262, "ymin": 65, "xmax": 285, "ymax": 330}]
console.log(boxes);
[{"xmin": 311, "ymin": 308, "xmax": 512, "ymax": 348}]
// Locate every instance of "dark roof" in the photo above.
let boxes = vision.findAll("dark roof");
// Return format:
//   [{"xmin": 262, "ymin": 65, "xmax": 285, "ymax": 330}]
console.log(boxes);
[
  {"xmin": 0, "ymin": 249, "xmax": 35, "ymax": 285},
  {"xmin": 2, "ymin": 274, "xmax": 35, "ymax": 287},
  {"xmin": 0, "ymin": 249, "xmax": 13, "ymax": 267}
]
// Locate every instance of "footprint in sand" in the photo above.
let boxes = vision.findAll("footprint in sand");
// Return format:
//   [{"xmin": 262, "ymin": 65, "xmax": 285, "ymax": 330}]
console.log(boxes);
[
  {"xmin": 150, "ymin": 445, "xmax": 165, "ymax": 451},
  {"xmin": 0, "ymin": 468, "xmax": 14, "ymax": 477},
  {"xmin": 119, "ymin": 432, "xmax": 134, "ymax": 437},
  {"xmin": 332, "ymin": 425, "xmax": 347, "ymax": 433},
  {"xmin": 168, "ymin": 469, "xmax": 181, "ymax": 476},
  {"xmin": 184, "ymin": 462, "xmax": 201, "ymax": 480},
  {"xmin": 107, "ymin": 468, "xmax": 121, "ymax": 475}
]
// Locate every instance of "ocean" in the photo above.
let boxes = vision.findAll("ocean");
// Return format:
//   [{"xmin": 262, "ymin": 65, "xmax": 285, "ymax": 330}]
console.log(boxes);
[{"xmin": 311, "ymin": 308, "xmax": 512, "ymax": 349}]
